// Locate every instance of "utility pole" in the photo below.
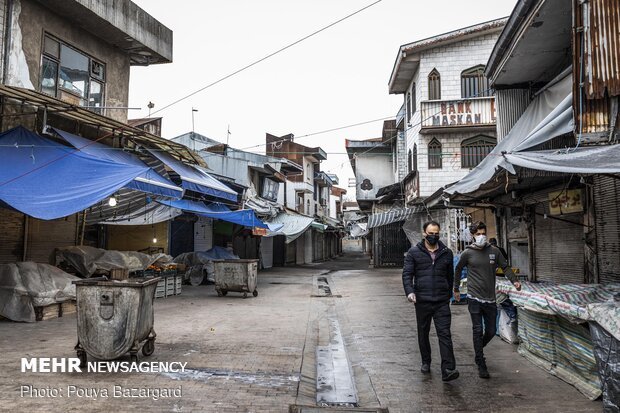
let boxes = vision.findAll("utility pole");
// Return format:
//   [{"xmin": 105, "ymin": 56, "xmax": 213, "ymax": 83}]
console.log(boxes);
[{"xmin": 191, "ymin": 108, "xmax": 198, "ymax": 151}]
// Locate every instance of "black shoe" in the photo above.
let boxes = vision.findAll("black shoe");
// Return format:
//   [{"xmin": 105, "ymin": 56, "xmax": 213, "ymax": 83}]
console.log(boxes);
[
  {"xmin": 478, "ymin": 365, "xmax": 490, "ymax": 379},
  {"xmin": 420, "ymin": 363, "xmax": 430, "ymax": 374},
  {"xmin": 442, "ymin": 369, "xmax": 459, "ymax": 382}
]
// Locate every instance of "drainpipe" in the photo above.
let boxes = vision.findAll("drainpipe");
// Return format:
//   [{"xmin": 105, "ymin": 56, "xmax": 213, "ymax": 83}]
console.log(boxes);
[{"xmin": 2, "ymin": 0, "xmax": 14, "ymax": 84}]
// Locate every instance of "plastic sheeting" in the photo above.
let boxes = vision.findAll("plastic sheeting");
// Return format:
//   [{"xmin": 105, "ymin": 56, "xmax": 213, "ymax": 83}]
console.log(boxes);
[
  {"xmin": 367, "ymin": 205, "xmax": 426, "ymax": 229},
  {"xmin": 157, "ymin": 199, "xmax": 270, "ymax": 229},
  {"xmin": 55, "ymin": 246, "xmax": 171, "ymax": 277},
  {"xmin": 173, "ymin": 246, "xmax": 239, "ymax": 283},
  {"xmin": 504, "ymin": 143, "xmax": 620, "ymax": 174},
  {"xmin": 52, "ymin": 128, "xmax": 183, "ymax": 199},
  {"xmin": 0, "ymin": 262, "xmax": 79, "ymax": 322},
  {"xmin": 0, "ymin": 126, "xmax": 147, "ymax": 220},
  {"xmin": 590, "ymin": 322, "xmax": 620, "ymax": 413},
  {"xmin": 97, "ymin": 202, "xmax": 183, "ymax": 225},
  {"xmin": 147, "ymin": 148, "xmax": 238, "ymax": 202},
  {"xmin": 446, "ymin": 72, "xmax": 574, "ymax": 196},
  {"xmin": 264, "ymin": 212, "xmax": 314, "ymax": 243},
  {"xmin": 349, "ymin": 222, "xmax": 368, "ymax": 238}
]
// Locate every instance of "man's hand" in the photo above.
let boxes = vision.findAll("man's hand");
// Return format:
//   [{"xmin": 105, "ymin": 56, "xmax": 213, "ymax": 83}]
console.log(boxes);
[
  {"xmin": 453, "ymin": 289, "xmax": 461, "ymax": 302},
  {"xmin": 513, "ymin": 281, "xmax": 522, "ymax": 291},
  {"xmin": 407, "ymin": 293, "xmax": 416, "ymax": 303}
]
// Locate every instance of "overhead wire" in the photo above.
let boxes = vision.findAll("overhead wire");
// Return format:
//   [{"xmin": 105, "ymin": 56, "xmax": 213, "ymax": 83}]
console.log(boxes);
[{"xmin": 149, "ymin": 0, "xmax": 383, "ymax": 117}]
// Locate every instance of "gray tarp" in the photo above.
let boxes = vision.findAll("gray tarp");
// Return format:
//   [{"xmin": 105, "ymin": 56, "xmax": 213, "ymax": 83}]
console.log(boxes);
[
  {"xmin": 98, "ymin": 203, "xmax": 182, "ymax": 225},
  {"xmin": 264, "ymin": 212, "xmax": 314, "ymax": 243},
  {"xmin": 55, "ymin": 246, "xmax": 172, "ymax": 277},
  {"xmin": 505, "ymin": 143, "xmax": 620, "ymax": 174},
  {"xmin": 173, "ymin": 246, "xmax": 239, "ymax": 284},
  {"xmin": 349, "ymin": 222, "xmax": 368, "ymax": 238},
  {"xmin": 0, "ymin": 262, "xmax": 79, "ymax": 322},
  {"xmin": 590, "ymin": 322, "xmax": 620, "ymax": 413},
  {"xmin": 446, "ymin": 72, "xmax": 574, "ymax": 196},
  {"xmin": 367, "ymin": 205, "xmax": 426, "ymax": 229}
]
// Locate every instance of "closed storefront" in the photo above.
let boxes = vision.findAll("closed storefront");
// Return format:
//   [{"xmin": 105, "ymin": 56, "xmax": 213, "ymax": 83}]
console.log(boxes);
[
  {"xmin": 194, "ymin": 217, "xmax": 213, "ymax": 252},
  {"xmin": 533, "ymin": 202, "xmax": 585, "ymax": 283},
  {"xmin": 273, "ymin": 235, "xmax": 286, "ymax": 267},
  {"xmin": 260, "ymin": 236, "xmax": 274, "ymax": 269},
  {"xmin": 26, "ymin": 215, "xmax": 78, "ymax": 264},
  {"xmin": 593, "ymin": 176, "xmax": 620, "ymax": 283},
  {"xmin": 373, "ymin": 221, "xmax": 410, "ymax": 267},
  {"xmin": 0, "ymin": 209, "xmax": 25, "ymax": 264}
]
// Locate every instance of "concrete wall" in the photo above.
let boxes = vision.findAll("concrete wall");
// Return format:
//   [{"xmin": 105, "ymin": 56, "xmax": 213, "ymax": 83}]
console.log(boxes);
[
  {"xmin": 354, "ymin": 154, "xmax": 394, "ymax": 201},
  {"xmin": 5, "ymin": 0, "xmax": 131, "ymax": 121},
  {"xmin": 404, "ymin": 32, "xmax": 500, "ymax": 198},
  {"xmin": 107, "ymin": 221, "xmax": 169, "ymax": 254}
]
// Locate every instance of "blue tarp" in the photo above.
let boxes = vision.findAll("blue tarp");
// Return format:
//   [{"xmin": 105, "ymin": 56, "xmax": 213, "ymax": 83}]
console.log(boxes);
[
  {"xmin": 52, "ymin": 128, "xmax": 183, "ymax": 199},
  {"xmin": 147, "ymin": 149, "xmax": 238, "ymax": 202},
  {"xmin": 0, "ymin": 126, "xmax": 147, "ymax": 220},
  {"xmin": 157, "ymin": 199, "xmax": 270, "ymax": 229}
]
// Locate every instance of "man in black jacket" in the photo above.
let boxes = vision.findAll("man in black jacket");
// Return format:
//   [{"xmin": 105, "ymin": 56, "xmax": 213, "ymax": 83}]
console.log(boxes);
[{"xmin": 402, "ymin": 220, "xmax": 459, "ymax": 382}]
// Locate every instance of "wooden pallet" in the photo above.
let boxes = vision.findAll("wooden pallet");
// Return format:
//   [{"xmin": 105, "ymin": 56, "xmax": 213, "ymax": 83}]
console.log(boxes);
[{"xmin": 34, "ymin": 300, "xmax": 77, "ymax": 321}]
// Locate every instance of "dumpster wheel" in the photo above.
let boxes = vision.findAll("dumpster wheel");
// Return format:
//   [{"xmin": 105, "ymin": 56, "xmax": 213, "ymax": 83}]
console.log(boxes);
[
  {"xmin": 77, "ymin": 350, "xmax": 87, "ymax": 368},
  {"xmin": 253, "ymin": 290, "xmax": 258, "ymax": 297},
  {"xmin": 142, "ymin": 338, "xmax": 155, "ymax": 357}
]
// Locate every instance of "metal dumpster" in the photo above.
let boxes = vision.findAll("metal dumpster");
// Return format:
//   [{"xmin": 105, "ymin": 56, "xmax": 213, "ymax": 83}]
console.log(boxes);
[
  {"xmin": 72, "ymin": 276, "xmax": 160, "ymax": 366},
  {"xmin": 212, "ymin": 259, "xmax": 258, "ymax": 298}
]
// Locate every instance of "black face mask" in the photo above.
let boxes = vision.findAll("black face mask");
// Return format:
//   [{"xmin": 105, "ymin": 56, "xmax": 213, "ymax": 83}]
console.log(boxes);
[{"xmin": 425, "ymin": 234, "xmax": 439, "ymax": 245}]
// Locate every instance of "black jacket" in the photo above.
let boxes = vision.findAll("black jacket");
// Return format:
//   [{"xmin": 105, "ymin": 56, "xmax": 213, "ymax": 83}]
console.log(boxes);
[{"xmin": 402, "ymin": 240, "xmax": 454, "ymax": 303}]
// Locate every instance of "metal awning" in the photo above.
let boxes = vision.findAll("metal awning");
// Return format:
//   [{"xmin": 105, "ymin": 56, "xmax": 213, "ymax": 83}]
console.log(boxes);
[
  {"xmin": 367, "ymin": 205, "xmax": 426, "ymax": 229},
  {"xmin": 0, "ymin": 84, "xmax": 206, "ymax": 166}
]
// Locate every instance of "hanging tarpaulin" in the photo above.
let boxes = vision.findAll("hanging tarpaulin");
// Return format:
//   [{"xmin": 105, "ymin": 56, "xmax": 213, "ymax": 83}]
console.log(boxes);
[
  {"xmin": 147, "ymin": 149, "xmax": 238, "ymax": 202},
  {"xmin": 157, "ymin": 199, "xmax": 270, "ymax": 229},
  {"xmin": 97, "ymin": 202, "xmax": 183, "ymax": 225},
  {"xmin": 52, "ymin": 128, "xmax": 183, "ymax": 199},
  {"xmin": 263, "ymin": 211, "xmax": 314, "ymax": 243},
  {"xmin": 367, "ymin": 205, "xmax": 426, "ymax": 229},
  {"xmin": 0, "ymin": 126, "xmax": 147, "ymax": 220}
]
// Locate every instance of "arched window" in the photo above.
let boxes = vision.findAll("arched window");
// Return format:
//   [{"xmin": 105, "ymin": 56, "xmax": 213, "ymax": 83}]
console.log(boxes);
[
  {"xmin": 428, "ymin": 68, "xmax": 441, "ymax": 100},
  {"xmin": 412, "ymin": 144, "xmax": 418, "ymax": 172},
  {"xmin": 408, "ymin": 149, "xmax": 412, "ymax": 172},
  {"xmin": 461, "ymin": 135, "xmax": 496, "ymax": 168},
  {"xmin": 428, "ymin": 138, "xmax": 442, "ymax": 169},
  {"xmin": 461, "ymin": 65, "xmax": 491, "ymax": 98}
]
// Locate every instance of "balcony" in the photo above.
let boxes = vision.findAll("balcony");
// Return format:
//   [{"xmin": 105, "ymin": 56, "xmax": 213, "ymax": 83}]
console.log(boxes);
[
  {"xmin": 420, "ymin": 97, "xmax": 496, "ymax": 133},
  {"xmin": 290, "ymin": 181, "xmax": 314, "ymax": 194}
]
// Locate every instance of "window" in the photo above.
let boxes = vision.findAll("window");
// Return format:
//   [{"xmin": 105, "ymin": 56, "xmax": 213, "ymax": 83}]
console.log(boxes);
[
  {"xmin": 40, "ymin": 35, "xmax": 105, "ymax": 113},
  {"xmin": 461, "ymin": 65, "xmax": 491, "ymax": 98},
  {"xmin": 262, "ymin": 178, "xmax": 279, "ymax": 202},
  {"xmin": 428, "ymin": 138, "xmax": 442, "ymax": 169},
  {"xmin": 406, "ymin": 92, "xmax": 412, "ymax": 122},
  {"xmin": 461, "ymin": 135, "xmax": 496, "ymax": 168},
  {"xmin": 428, "ymin": 69, "xmax": 441, "ymax": 100},
  {"xmin": 408, "ymin": 149, "xmax": 412, "ymax": 172},
  {"xmin": 412, "ymin": 144, "xmax": 418, "ymax": 172}
]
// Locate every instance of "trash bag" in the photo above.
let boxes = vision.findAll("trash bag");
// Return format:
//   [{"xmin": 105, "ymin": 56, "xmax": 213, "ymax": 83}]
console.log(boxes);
[{"xmin": 590, "ymin": 322, "xmax": 620, "ymax": 413}]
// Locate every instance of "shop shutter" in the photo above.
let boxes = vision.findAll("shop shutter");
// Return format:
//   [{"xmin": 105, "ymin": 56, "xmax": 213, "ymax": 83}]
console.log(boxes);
[
  {"xmin": 593, "ymin": 176, "xmax": 620, "ymax": 283},
  {"xmin": 273, "ymin": 235, "xmax": 286, "ymax": 267},
  {"xmin": 0, "ymin": 209, "xmax": 24, "ymax": 264},
  {"xmin": 260, "ymin": 237, "xmax": 274, "ymax": 269},
  {"xmin": 533, "ymin": 202, "xmax": 585, "ymax": 283},
  {"xmin": 194, "ymin": 217, "xmax": 213, "ymax": 252},
  {"xmin": 286, "ymin": 240, "xmax": 296, "ymax": 264},
  {"xmin": 26, "ymin": 216, "xmax": 78, "ymax": 264}
]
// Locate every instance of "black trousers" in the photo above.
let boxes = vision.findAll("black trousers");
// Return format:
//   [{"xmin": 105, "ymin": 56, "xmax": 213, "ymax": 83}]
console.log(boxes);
[
  {"xmin": 468, "ymin": 299, "xmax": 497, "ymax": 366},
  {"xmin": 414, "ymin": 301, "xmax": 456, "ymax": 373}
]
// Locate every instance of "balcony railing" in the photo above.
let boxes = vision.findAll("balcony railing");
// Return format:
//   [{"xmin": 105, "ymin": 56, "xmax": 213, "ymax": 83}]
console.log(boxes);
[
  {"xmin": 290, "ymin": 181, "xmax": 314, "ymax": 194},
  {"xmin": 420, "ymin": 97, "xmax": 496, "ymax": 130}
]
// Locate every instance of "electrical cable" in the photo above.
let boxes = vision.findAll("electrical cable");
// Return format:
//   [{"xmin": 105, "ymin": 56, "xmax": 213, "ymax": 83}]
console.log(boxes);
[{"xmin": 150, "ymin": 0, "xmax": 383, "ymax": 117}]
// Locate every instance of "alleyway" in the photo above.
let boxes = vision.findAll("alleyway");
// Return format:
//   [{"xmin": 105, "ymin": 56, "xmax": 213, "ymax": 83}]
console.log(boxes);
[{"xmin": 0, "ymin": 252, "xmax": 601, "ymax": 413}]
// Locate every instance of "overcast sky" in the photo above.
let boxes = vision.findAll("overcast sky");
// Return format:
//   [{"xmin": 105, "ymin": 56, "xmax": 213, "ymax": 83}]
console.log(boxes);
[{"xmin": 129, "ymin": 0, "xmax": 515, "ymax": 199}]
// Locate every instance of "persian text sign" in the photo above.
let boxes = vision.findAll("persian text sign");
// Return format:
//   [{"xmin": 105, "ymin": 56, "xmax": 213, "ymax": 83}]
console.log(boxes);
[{"xmin": 548, "ymin": 189, "xmax": 583, "ymax": 215}]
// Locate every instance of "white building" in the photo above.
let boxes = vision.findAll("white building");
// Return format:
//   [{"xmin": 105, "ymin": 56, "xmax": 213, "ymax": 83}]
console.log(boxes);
[{"xmin": 388, "ymin": 18, "xmax": 506, "ymax": 200}]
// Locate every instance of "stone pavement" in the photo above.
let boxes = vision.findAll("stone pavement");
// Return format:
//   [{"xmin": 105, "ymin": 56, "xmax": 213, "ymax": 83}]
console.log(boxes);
[{"xmin": 0, "ymin": 252, "xmax": 602, "ymax": 412}]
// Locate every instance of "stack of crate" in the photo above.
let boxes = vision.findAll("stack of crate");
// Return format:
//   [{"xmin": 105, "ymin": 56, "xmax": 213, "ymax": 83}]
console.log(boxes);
[{"xmin": 155, "ymin": 269, "xmax": 183, "ymax": 298}]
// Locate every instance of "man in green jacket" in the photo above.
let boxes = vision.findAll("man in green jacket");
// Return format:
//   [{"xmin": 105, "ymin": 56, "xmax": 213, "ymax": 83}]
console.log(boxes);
[{"xmin": 454, "ymin": 221, "xmax": 521, "ymax": 378}]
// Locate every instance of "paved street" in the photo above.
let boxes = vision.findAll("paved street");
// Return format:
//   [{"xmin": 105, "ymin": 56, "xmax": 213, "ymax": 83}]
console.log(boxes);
[{"xmin": 0, "ymin": 252, "xmax": 602, "ymax": 412}]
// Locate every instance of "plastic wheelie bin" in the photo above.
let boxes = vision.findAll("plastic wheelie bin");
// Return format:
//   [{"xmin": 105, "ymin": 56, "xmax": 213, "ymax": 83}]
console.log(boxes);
[
  {"xmin": 72, "ymin": 276, "xmax": 160, "ymax": 366},
  {"xmin": 212, "ymin": 259, "xmax": 259, "ymax": 298}
]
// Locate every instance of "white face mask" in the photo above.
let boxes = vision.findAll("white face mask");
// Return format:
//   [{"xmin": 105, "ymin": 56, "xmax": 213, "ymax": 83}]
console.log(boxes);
[{"xmin": 474, "ymin": 235, "xmax": 487, "ymax": 247}]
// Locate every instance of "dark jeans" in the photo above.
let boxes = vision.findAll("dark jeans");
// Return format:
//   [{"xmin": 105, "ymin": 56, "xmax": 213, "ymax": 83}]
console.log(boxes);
[
  {"xmin": 414, "ymin": 301, "xmax": 456, "ymax": 373},
  {"xmin": 468, "ymin": 299, "xmax": 498, "ymax": 366}
]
